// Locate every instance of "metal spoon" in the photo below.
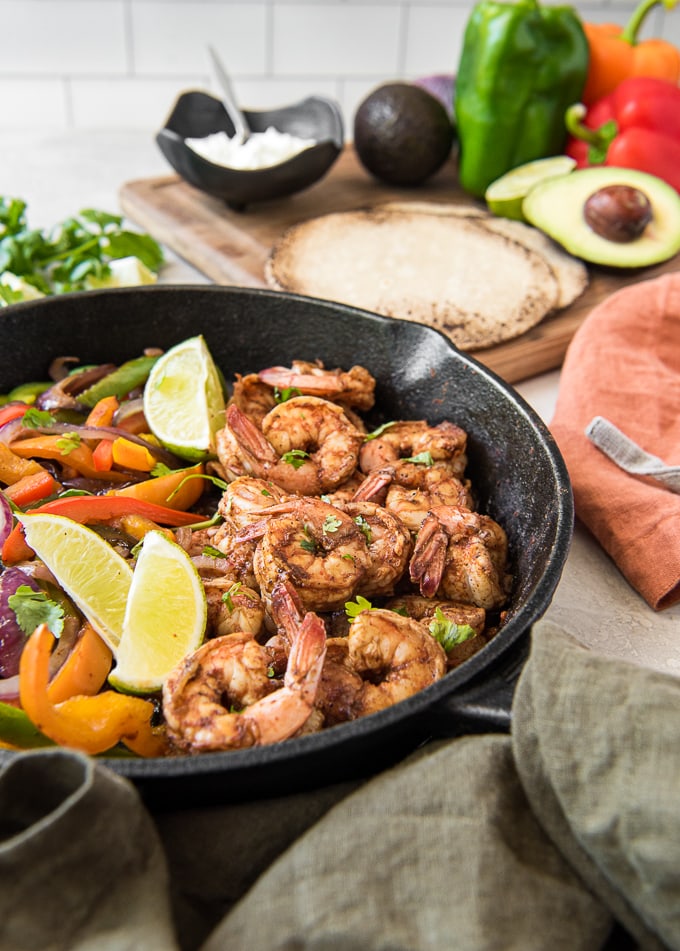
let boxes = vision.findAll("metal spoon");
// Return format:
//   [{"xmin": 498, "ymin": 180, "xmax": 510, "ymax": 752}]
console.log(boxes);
[{"xmin": 207, "ymin": 45, "xmax": 250, "ymax": 144}]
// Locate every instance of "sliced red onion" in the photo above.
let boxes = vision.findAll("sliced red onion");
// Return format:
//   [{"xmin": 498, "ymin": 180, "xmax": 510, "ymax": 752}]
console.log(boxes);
[
  {"xmin": 0, "ymin": 569, "xmax": 42, "ymax": 678},
  {"xmin": 0, "ymin": 417, "xmax": 29, "ymax": 446},
  {"xmin": 0, "ymin": 673, "xmax": 19, "ymax": 702},
  {"xmin": 0, "ymin": 492, "xmax": 13, "ymax": 549}
]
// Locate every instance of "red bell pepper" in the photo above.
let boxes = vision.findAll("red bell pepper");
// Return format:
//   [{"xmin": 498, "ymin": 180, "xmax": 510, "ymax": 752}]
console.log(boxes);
[{"xmin": 565, "ymin": 76, "xmax": 680, "ymax": 193}]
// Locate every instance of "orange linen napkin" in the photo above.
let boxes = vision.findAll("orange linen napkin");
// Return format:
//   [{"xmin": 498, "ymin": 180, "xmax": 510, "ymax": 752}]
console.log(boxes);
[{"xmin": 551, "ymin": 271, "xmax": 680, "ymax": 611}]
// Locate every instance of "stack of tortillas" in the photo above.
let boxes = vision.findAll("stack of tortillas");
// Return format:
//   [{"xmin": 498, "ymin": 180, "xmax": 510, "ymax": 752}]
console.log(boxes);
[{"xmin": 265, "ymin": 201, "xmax": 588, "ymax": 350}]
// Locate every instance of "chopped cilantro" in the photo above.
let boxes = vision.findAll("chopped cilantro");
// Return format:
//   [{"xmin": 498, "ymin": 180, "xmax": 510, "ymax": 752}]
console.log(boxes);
[
  {"xmin": 345, "ymin": 595, "xmax": 374, "ymax": 621},
  {"xmin": 428, "ymin": 607, "xmax": 476, "ymax": 652},
  {"xmin": 364, "ymin": 421, "xmax": 396, "ymax": 441},
  {"xmin": 323, "ymin": 514, "xmax": 342, "ymax": 534},
  {"xmin": 8, "ymin": 586, "xmax": 64, "ymax": 637},
  {"xmin": 55, "ymin": 433, "xmax": 81, "ymax": 455},
  {"xmin": 281, "ymin": 449, "xmax": 310, "ymax": 469}
]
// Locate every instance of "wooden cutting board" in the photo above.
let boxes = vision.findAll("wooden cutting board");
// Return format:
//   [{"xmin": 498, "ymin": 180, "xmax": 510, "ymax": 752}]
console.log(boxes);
[{"xmin": 119, "ymin": 146, "xmax": 679, "ymax": 384}]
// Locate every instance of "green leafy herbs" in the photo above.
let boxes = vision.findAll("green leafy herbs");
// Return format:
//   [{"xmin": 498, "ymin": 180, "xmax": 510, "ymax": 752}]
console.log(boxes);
[
  {"xmin": 300, "ymin": 524, "xmax": 317, "ymax": 554},
  {"xmin": 354, "ymin": 514, "xmax": 372, "ymax": 544},
  {"xmin": 428, "ymin": 607, "xmax": 476, "ymax": 652},
  {"xmin": 55, "ymin": 433, "xmax": 82, "ymax": 456},
  {"xmin": 345, "ymin": 594, "xmax": 374, "ymax": 621},
  {"xmin": 281, "ymin": 449, "xmax": 310, "ymax": 470},
  {"xmin": 0, "ymin": 198, "xmax": 164, "ymax": 305},
  {"xmin": 364, "ymin": 421, "xmax": 396, "ymax": 441},
  {"xmin": 8, "ymin": 586, "xmax": 65, "ymax": 637},
  {"xmin": 274, "ymin": 386, "xmax": 302, "ymax": 403},
  {"xmin": 403, "ymin": 451, "xmax": 434, "ymax": 466},
  {"xmin": 22, "ymin": 407, "xmax": 54, "ymax": 429},
  {"xmin": 202, "ymin": 544, "xmax": 226, "ymax": 559},
  {"xmin": 322, "ymin": 514, "xmax": 342, "ymax": 534}
]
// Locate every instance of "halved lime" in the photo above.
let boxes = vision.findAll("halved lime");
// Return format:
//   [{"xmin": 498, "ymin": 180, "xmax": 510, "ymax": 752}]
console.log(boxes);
[
  {"xmin": 485, "ymin": 156, "xmax": 577, "ymax": 222},
  {"xmin": 143, "ymin": 335, "xmax": 226, "ymax": 462},
  {"xmin": 17, "ymin": 513, "xmax": 133, "ymax": 652},
  {"xmin": 109, "ymin": 531, "xmax": 206, "ymax": 694}
]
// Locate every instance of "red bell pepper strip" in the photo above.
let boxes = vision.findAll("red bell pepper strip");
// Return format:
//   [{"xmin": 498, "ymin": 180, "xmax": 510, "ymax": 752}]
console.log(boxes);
[
  {"xmin": 3, "ymin": 470, "xmax": 59, "ymax": 507},
  {"xmin": 2, "ymin": 494, "xmax": 200, "ymax": 564},
  {"xmin": 565, "ymin": 77, "xmax": 680, "ymax": 193},
  {"xmin": 0, "ymin": 403, "xmax": 29, "ymax": 427}
]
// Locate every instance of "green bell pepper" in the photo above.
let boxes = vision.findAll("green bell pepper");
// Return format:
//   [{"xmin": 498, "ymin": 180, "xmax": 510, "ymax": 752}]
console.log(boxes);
[{"xmin": 454, "ymin": 0, "xmax": 589, "ymax": 197}]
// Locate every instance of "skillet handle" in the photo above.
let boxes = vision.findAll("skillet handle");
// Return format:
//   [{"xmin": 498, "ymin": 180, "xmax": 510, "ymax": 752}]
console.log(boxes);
[{"xmin": 425, "ymin": 635, "xmax": 531, "ymax": 737}]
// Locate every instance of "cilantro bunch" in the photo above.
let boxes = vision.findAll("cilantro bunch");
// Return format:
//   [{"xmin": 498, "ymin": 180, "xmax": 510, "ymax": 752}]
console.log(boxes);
[{"xmin": 0, "ymin": 196, "xmax": 164, "ymax": 304}]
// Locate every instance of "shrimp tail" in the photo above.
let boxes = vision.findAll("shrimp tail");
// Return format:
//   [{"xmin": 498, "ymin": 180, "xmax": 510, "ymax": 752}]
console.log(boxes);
[
  {"xmin": 270, "ymin": 578, "xmax": 305, "ymax": 643},
  {"xmin": 410, "ymin": 513, "xmax": 448, "ymax": 597},
  {"xmin": 258, "ymin": 366, "xmax": 344, "ymax": 397},
  {"xmin": 226, "ymin": 404, "xmax": 278, "ymax": 464},
  {"xmin": 351, "ymin": 465, "xmax": 395, "ymax": 502}
]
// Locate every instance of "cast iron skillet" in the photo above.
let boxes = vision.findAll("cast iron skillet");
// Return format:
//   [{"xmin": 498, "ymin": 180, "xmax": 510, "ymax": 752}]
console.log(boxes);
[{"xmin": 0, "ymin": 285, "xmax": 573, "ymax": 806}]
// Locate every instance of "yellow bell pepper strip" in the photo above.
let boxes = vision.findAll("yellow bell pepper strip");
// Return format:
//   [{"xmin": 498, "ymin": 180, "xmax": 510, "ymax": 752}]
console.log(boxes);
[
  {"xmin": 111, "ymin": 436, "xmax": 156, "ymax": 472},
  {"xmin": 20, "ymin": 624, "xmax": 167, "ymax": 756},
  {"xmin": 582, "ymin": 0, "xmax": 680, "ymax": 105},
  {"xmin": 0, "ymin": 442, "xmax": 47, "ymax": 484},
  {"xmin": 47, "ymin": 622, "xmax": 113, "ymax": 704},
  {"xmin": 111, "ymin": 462, "xmax": 205, "ymax": 510},
  {"xmin": 8, "ymin": 434, "xmax": 129, "ymax": 483},
  {"xmin": 85, "ymin": 394, "xmax": 119, "ymax": 428},
  {"xmin": 3, "ymin": 469, "xmax": 59, "ymax": 507},
  {"xmin": 2, "ymin": 494, "xmax": 199, "ymax": 565},
  {"xmin": 115, "ymin": 514, "xmax": 175, "ymax": 544}
]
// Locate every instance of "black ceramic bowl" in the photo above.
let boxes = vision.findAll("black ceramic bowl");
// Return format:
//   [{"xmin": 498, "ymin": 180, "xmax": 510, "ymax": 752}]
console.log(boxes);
[
  {"xmin": 156, "ymin": 90, "xmax": 344, "ymax": 210},
  {"xmin": 0, "ymin": 286, "xmax": 573, "ymax": 805}
]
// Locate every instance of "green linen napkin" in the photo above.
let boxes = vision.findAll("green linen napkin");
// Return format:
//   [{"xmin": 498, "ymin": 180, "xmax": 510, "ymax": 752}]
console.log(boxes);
[{"xmin": 1, "ymin": 621, "xmax": 678, "ymax": 951}]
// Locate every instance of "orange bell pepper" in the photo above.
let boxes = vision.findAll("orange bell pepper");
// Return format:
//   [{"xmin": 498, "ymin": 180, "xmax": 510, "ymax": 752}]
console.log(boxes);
[
  {"xmin": 111, "ymin": 462, "xmax": 205, "ymax": 510},
  {"xmin": 85, "ymin": 395, "xmax": 119, "ymax": 428},
  {"xmin": 20, "ymin": 624, "xmax": 166, "ymax": 756},
  {"xmin": 582, "ymin": 0, "xmax": 680, "ymax": 104},
  {"xmin": 92, "ymin": 438, "xmax": 114, "ymax": 472},
  {"xmin": 47, "ymin": 622, "xmax": 113, "ymax": 704},
  {"xmin": 111, "ymin": 436, "xmax": 156, "ymax": 472},
  {"xmin": 0, "ymin": 443, "xmax": 46, "ymax": 485},
  {"xmin": 9, "ymin": 434, "xmax": 128, "ymax": 483}
]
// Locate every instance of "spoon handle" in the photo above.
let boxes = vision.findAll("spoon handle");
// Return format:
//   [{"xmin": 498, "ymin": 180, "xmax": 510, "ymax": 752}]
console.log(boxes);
[{"xmin": 207, "ymin": 45, "xmax": 250, "ymax": 143}]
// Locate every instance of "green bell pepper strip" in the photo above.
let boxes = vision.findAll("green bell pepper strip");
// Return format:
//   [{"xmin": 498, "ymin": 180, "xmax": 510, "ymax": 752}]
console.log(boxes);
[{"xmin": 454, "ymin": 0, "xmax": 589, "ymax": 197}]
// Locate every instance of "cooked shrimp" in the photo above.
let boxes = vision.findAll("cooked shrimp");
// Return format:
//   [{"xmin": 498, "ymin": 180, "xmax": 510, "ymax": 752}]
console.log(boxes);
[
  {"xmin": 347, "ymin": 608, "xmax": 446, "ymax": 716},
  {"xmin": 258, "ymin": 360, "xmax": 376, "ymax": 412},
  {"xmin": 410, "ymin": 505, "xmax": 511, "ymax": 609},
  {"xmin": 316, "ymin": 637, "xmax": 364, "ymax": 726},
  {"xmin": 339, "ymin": 500, "xmax": 411, "ymax": 598},
  {"xmin": 229, "ymin": 372, "xmax": 278, "ymax": 426},
  {"xmin": 221, "ymin": 398, "xmax": 363, "ymax": 495},
  {"xmin": 162, "ymin": 612, "xmax": 327, "ymax": 752},
  {"xmin": 385, "ymin": 594, "xmax": 487, "ymax": 669},
  {"xmin": 249, "ymin": 497, "xmax": 371, "ymax": 614},
  {"xmin": 203, "ymin": 578, "xmax": 265, "ymax": 638},
  {"xmin": 218, "ymin": 475, "xmax": 288, "ymax": 530},
  {"xmin": 359, "ymin": 420, "xmax": 468, "ymax": 478},
  {"xmin": 354, "ymin": 463, "xmax": 473, "ymax": 533}
]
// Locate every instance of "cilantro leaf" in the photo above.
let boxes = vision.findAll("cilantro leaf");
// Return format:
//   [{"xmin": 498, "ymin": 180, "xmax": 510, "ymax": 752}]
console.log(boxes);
[
  {"xmin": 345, "ymin": 594, "xmax": 373, "ymax": 621},
  {"xmin": 8, "ymin": 586, "xmax": 65, "ymax": 637},
  {"xmin": 428, "ymin": 607, "xmax": 476, "ymax": 652},
  {"xmin": 363, "ymin": 421, "xmax": 396, "ymax": 441},
  {"xmin": 282, "ymin": 449, "xmax": 310, "ymax": 469}
]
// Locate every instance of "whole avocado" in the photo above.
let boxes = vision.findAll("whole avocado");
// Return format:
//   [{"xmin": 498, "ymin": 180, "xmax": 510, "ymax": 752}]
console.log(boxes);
[{"xmin": 353, "ymin": 82, "xmax": 455, "ymax": 186}]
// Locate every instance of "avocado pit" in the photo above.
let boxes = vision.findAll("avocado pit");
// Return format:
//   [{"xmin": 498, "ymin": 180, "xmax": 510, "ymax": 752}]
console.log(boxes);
[{"xmin": 583, "ymin": 185, "xmax": 653, "ymax": 243}]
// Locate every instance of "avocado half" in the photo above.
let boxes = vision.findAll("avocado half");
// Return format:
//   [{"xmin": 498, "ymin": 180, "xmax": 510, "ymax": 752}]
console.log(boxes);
[{"xmin": 523, "ymin": 167, "xmax": 680, "ymax": 268}]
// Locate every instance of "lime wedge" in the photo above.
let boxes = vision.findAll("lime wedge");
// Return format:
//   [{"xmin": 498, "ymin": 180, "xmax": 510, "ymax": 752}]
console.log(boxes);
[
  {"xmin": 17, "ymin": 513, "xmax": 133, "ymax": 652},
  {"xmin": 143, "ymin": 335, "xmax": 226, "ymax": 462},
  {"xmin": 109, "ymin": 531, "xmax": 206, "ymax": 694},
  {"xmin": 485, "ymin": 156, "xmax": 577, "ymax": 222}
]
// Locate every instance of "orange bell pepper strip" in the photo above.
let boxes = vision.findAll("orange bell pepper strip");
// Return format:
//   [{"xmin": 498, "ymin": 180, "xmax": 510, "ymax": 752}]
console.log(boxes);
[
  {"xmin": 2, "ymin": 495, "xmax": 200, "ymax": 565},
  {"xmin": 112, "ymin": 462, "xmax": 205, "ymax": 510},
  {"xmin": 47, "ymin": 622, "xmax": 113, "ymax": 704},
  {"xmin": 3, "ymin": 469, "xmax": 59, "ymax": 507},
  {"xmin": 20, "ymin": 624, "xmax": 167, "ymax": 756},
  {"xmin": 111, "ymin": 436, "xmax": 156, "ymax": 472},
  {"xmin": 0, "ymin": 443, "xmax": 46, "ymax": 485},
  {"xmin": 8, "ymin": 434, "xmax": 128, "ymax": 482},
  {"xmin": 582, "ymin": 0, "xmax": 680, "ymax": 104},
  {"xmin": 85, "ymin": 395, "xmax": 119, "ymax": 428}
]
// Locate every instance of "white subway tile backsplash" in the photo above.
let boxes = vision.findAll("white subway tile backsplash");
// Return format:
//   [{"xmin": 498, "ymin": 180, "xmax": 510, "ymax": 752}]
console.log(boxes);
[
  {"xmin": 5, "ymin": 0, "xmax": 680, "ymax": 133},
  {"xmin": 0, "ymin": 0, "xmax": 127, "ymax": 75},
  {"xmin": 272, "ymin": 4, "xmax": 402, "ymax": 76},
  {"xmin": 131, "ymin": 2, "xmax": 268, "ymax": 76}
]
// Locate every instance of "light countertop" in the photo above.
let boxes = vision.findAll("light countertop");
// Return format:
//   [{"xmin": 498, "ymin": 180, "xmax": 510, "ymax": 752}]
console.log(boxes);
[{"xmin": 5, "ymin": 130, "xmax": 680, "ymax": 677}]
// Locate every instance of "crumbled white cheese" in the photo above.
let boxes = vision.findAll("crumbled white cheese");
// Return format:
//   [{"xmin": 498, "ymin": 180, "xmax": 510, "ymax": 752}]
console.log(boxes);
[{"xmin": 185, "ymin": 126, "xmax": 316, "ymax": 170}]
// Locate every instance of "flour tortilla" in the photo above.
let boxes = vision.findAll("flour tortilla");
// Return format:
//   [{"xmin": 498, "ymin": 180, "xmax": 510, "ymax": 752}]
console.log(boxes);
[
  {"xmin": 265, "ymin": 206, "xmax": 562, "ymax": 350},
  {"xmin": 380, "ymin": 200, "xmax": 589, "ymax": 309}
]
